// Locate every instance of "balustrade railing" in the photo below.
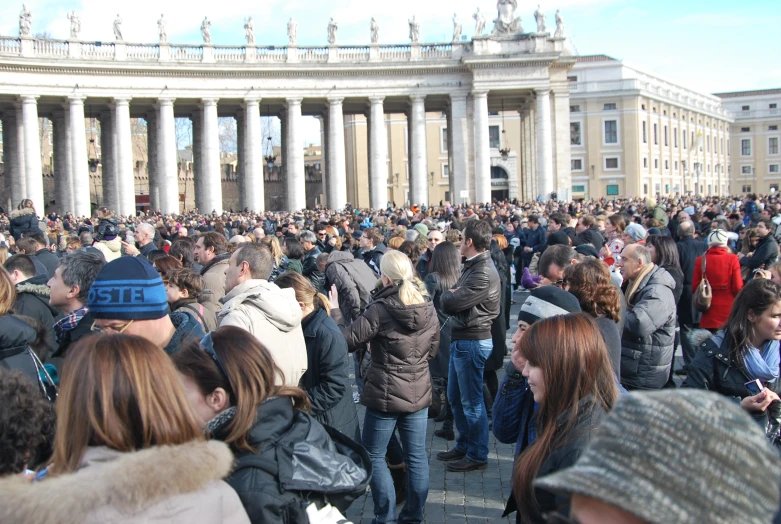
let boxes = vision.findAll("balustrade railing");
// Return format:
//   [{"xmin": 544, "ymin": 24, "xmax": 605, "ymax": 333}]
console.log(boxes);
[
  {"xmin": 0, "ymin": 37, "xmax": 21, "ymax": 55},
  {"xmin": 420, "ymin": 44, "xmax": 452, "ymax": 58},
  {"xmin": 82, "ymin": 42, "xmax": 114, "ymax": 59},
  {"xmin": 380, "ymin": 44, "xmax": 411, "ymax": 60},
  {"xmin": 256, "ymin": 47, "xmax": 286, "ymax": 62},
  {"xmin": 171, "ymin": 45, "xmax": 203, "ymax": 61},
  {"xmin": 338, "ymin": 46, "xmax": 370, "ymax": 61},
  {"xmin": 298, "ymin": 47, "xmax": 328, "ymax": 62},
  {"xmin": 126, "ymin": 44, "xmax": 159, "ymax": 60},
  {"xmin": 33, "ymin": 38, "xmax": 68, "ymax": 57},
  {"xmin": 214, "ymin": 46, "xmax": 245, "ymax": 61}
]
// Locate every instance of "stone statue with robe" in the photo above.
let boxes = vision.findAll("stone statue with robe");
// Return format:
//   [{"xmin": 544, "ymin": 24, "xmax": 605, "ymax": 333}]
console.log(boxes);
[
  {"xmin": 534, "ymin": 4, "xmax": 546, "ymax": 33},
  {"xmin": 452, "ymin": 13, "xmax": 462, "ymax": 42},
  {"xmin": 327, "ymin": 18, "xmax": 338, "ymax": 45},
  {"xmin": 19, "ymin": 4, "xmax": 32, "ymax": 37},
  {"xmin": 244, "ymin": 17, "xmax": 255, "ymax": 45},
  {"xmin": 68, "ymin": 11, "xmax": 81, "ymax": 39},
  {"xmin": 158, "ymin": 14, "xmax": 167, "ymax": 44},
  {"xmin": 288, "ymin": 18, "xmax": 297, "ymax": 46},
  {"xmin": 408, "ymin": 16, "xmax": 420, "ymax": 44},
  {"xmin": 201, "ymin": 17, "xmax": 211, "ymax": 44},
  {"xmin": 473, "ymin": 8, "xmax": 485, "ymax": 37},
  {"xmin": 554, "ymin": 9, "xmax": 565, "ymax": 37},
  {"xmin": 113, "ymin": 14, "xmax": 123, "ymax": 41},
  {"xmin": 491, "ymin": 0, "xmax": 523, "ymax": 35},
  {"xmin": 370, "ymin": 17, "xmax": 379, "ymax": 44}
]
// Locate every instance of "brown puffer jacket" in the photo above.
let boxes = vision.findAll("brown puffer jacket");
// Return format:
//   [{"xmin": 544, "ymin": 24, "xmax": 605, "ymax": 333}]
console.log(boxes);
[{"xmin": 336, "ymin": 284, "xmax": 439, "ymax": 413}]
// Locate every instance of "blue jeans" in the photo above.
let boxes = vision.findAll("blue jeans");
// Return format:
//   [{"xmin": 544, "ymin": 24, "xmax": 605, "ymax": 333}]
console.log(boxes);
[
  {"xmin": 448, "ymin": 338, "xmax": 493, "ymax": 463},
  {"xmin": 362, "ymin": 407, "xmax": 429, "ymax": 524}
]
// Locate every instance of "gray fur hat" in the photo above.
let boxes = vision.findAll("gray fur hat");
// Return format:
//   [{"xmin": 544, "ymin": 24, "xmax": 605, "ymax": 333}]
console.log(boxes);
[{"xmin": 534, "ymin": 389, "xmax": 781, "ymax": 524}]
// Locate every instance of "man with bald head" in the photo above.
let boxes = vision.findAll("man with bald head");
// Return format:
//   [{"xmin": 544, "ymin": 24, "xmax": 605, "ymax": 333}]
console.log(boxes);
[{"xmin": 133, "ymin": 222, "xmax": 157, "ymax": 258}]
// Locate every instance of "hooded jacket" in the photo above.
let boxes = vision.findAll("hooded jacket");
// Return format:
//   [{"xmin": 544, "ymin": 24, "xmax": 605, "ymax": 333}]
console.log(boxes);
[
  {"xmin": 9, "ymin": 207, "xmax": 41, "ymax": 241},
  {"xmin": 336, "ymin": 284, "xmax": 439, "ymax": 413},
  {"xmin": 164, "ymin": 311, "xmax": 206, "ymax": 355},
  {"xmin": 93, "ymin": 238, "xmax": 123, "ymax": 262},
  {"xmin": 210, "ymin": 397, "xmax": 370, "ymax": 524},
  {"xmin": 620, "ymin": 265, "xmax": 677, "ymax": 390},
  {"xmin": 324, "ymin": 250, "xmax": 378, "ymax": 323},
  {"xmin": 362, "ymin": 242, "xmax": 387, "ymax": 277},
  {"xmin": 218, "ymin": 279, "xmax": 308, "ymax": 387},
  {"xmin": 0, "ymin": 314, "xmax": 44, "ymax": 389},
  {"xmin": 199, "ymin": 252, "xmax": 231, "ymax": 316},
  {"xmin": 14, "ymin": 274, "xmax": 62, "ymax": 352},
  {"xmin": 0, "ymin": 440, "xmax": 250, "ymax": 524}
]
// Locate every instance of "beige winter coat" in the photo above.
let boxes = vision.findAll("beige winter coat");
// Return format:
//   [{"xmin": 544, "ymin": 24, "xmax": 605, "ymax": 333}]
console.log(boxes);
[
  {"xmin": 93, "ymin": 238, "xmax": 123, "ymax": 262},
  {"xmin": 200, "ymin": 254, "xmax": 230, "ymax": 316},
  {"xmin": 218, "ymin": 279, "xmax": 308, "ymax": 387},
  {"xmin": 0, "ymin": 440, "xmax": 250, "ymax": 524}
]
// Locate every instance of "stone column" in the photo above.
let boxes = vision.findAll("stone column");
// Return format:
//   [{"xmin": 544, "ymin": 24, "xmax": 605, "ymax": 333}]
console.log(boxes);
[
  {"xmin": 147, "ymin": 112, "xmax": 159, "ymax": 210},
  {"xmin": 191, "ymin": 111, "xmax": 202, "ymax": 211},
  {"xmin": 535, "ymin": 89, "xmax": 554, "ymax": 200},
  {"xmin": 552, "ymin": 89, "xmax": 571, "ymax": 201},
  {"xmin": 157, "ymin": 98, "xmax": 179, "ymax": 214},
  {"xmin": 201, "ymin": 99, "xmax": 222, "ymax": 213},
  {"xmin": 2, "ymin": 112, "xmax": 20, "ymax": 211},
  {"xmin": 114, "ymin": 98, "xmax": 135, "ymax": 216},
  {"xmin": 244, "ymin": 98, "xmax": 264, "ymax": 212},
  {"xmin": 319, "ymin": 114, "xmax": 329, "ymax": 208},
  {"xmin": 368, "ymin": 96, "xmax": 387, "ymax": 210},
  {"xmin": 449, "ymin": 94, "xmax": 470, "ymax": 205},
  {"xmin": 14, "ymin": 104, "xmax": 28, "ymax": 205},
  {"xmin": 446, "ymin": 104, "xmax": 454, "ymax": 203},
  {"xmin": 21, "ymin": 97, "xmax": 44, "ymax": 215},
  {"xmin": 280, "ymin": 114, "xmax": 287, "ymax": 210},
  {"xmin": 99, "ymin": 111, "xmax": 117, "ymax": 213},
  {"xmin": 327, "ymin": 97, "xmax": 346, "ymax": 210},
  {"xmin": 285, "ymin": 98, "xmax": 305, "ymax": 211},
  {"xmin": 409, "ymin": 95, "xmax": 429, "ymax": 206},
  {"xmin": 235, "ymin": 110, "xmax": 244, "ymax": 210},
  {"xmin": 472, "ymin": 91, "xmax": 491, "ymax": 204},
  {"xmin": 66, "ymin": 96, "xmax": 90, "ymax": 217}
]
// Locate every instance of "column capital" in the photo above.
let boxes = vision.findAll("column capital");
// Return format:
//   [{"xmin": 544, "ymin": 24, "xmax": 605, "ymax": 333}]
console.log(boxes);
[
  {"xmin": 410, "ymin": 94, "xmax": 426, "ymax": 104},
  {"xmin": 327, "ymin": 96, "xmax": 344, "ymax": 105},
  {"xmin": 19, "ymin": 95, "xmax": 39, "ymax": 103},
  {"xmin": 534, "ymin": 88, "xmax": 552, "ymax": 96},
  {"xmin": 66, "ymin": 95, "xmax": 87, "ymax": 103},
  {"xmin": 471, "ymin": 90, "xmax": 489, "ymax": 98},
  {"xmin": 202, "ymin": 98, "xmax": 219, "ymax": 106},
  {"xmin": 368, "ymin": 95, "xmax": 385, "ymax": 104},
  {"xmin": 243, "ymin": 97, "xmax": 261, "ymax": 107},
  {"xmin": 113, "ymin": 96, "xmax": 132, "ymax": 104},
  {"xmin": 156, "ymin": 97, "xmax": 176, "ymax": 107},
  {"xmin": 285, "ymin": 97, "xmax": 303, "ymax": 107}
]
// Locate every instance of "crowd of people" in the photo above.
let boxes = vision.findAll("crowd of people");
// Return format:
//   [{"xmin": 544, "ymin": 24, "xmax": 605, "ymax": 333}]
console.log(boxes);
[{"xmin": 2, "ymin": 191, "xmax": 781, "ymax": 523}]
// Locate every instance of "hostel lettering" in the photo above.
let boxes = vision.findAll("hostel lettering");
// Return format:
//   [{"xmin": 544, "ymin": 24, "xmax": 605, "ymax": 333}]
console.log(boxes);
[{"xmin": 92, "ymin": 287, "xmax": 145, "ymax": 304}]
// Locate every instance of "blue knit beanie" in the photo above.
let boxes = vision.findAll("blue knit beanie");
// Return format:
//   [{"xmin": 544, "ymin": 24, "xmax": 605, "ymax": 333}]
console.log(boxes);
[{"xmin": 88, "ymin": 256, "xmax": 169, "ymax": 321}]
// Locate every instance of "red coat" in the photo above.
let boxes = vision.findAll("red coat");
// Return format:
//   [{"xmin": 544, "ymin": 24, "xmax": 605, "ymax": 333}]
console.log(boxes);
[{"xmin": 692, "ymin": 247, "xmax": 743, "ymax": 329}]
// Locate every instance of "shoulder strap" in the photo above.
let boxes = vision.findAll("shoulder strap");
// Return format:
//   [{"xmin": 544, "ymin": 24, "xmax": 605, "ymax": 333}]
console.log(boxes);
[
  {"xmin": 182, "ymin": 303, "xmax": 207, "ymax": 328},
  {"xmin": 701, "ymin": 254, "xmax": 707, "ymax": 277}
]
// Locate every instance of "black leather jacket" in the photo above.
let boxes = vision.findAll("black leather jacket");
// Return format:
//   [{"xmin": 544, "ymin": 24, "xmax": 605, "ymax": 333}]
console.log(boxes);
[{"xmin": 441, "ymin": 251, "xmax": 501, "ymax": 341}]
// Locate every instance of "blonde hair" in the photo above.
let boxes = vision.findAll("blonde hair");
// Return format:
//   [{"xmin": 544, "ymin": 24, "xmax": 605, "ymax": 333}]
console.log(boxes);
[
  {"xmin": 260, "ymin": 236, "xmax": 283, "ymax": 265},
  {"xmin": 0, "ymin": 267, "xmax": 17, "ymax": 315},
  {"xmin": 387, "ymin": 236, "xmax": 404, "ymax": 250},
  {"xmin": 0, "ymin": 246, "xmax": 8, "ymax": 266},
  {"xmin": 380, "ymin": 250, "xmax": 427, "ymax": 306},
  {"xmin": 274, "ymin": 271, "xmax": 330, "ymax": 315}
]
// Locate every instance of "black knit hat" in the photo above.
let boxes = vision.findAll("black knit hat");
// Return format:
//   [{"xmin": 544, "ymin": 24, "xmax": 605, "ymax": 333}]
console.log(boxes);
[
  {"xmin": 518, "ymin": 286, "xmax": 581, "ymax": 325},
  {"xmin": 547, "ymin": 231, "xmax": 570, "ymax": 247}
]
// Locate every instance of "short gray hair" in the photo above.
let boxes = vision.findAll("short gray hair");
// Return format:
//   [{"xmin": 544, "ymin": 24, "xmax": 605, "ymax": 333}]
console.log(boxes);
[
  {"xmin": 58, "ymin": 251, "xmax": 105, "ymax": 303},
  {"xmin": 677, "ymin": 220, "xmax": 694, "ymax": 238},
  {"xmin": 632, "ymin": 245, "xmax": 652, "ymax": 265},
  {"xmin": 137, "ymin": 222, "xmax": 155, "ymax": 238},
  {"xmin": 234, "ymin": 243, "xmax": 273, "ymax": 281},
  {"xmin": 299, "ymin": 230, "xmax": 317, "ymax": 244}
]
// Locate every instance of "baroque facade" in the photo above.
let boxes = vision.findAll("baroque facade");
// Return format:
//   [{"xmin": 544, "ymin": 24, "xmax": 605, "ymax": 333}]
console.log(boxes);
[{"xmin": 0, "ymin": 4, "xmax": 574, "ymax": 216}]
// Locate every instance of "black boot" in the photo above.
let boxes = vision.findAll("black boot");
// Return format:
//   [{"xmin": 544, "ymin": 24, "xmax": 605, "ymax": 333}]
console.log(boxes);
[
  {"xmin": 434, "ymin": 419, "xmax": 455, "ymax": 441},
  {"xmin": 387, "ymin": 461, "xmax": 407, "ymax": 506}
]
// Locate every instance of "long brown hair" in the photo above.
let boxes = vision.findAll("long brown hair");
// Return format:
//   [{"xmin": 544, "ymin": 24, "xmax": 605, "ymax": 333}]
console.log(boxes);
[
  {"xmin": 563, "ymin": 259, "xmax": 621, "ymax": 322},
  {"xmin": 512, "ymin": 313, "xmax": 618, "ymax": 521},
  {"xmin": 172, "ymin": 326, "xmax": 310, "ymax": 453},
  {"xmin": 0, "ymin": 266, "xmax": 17, "ymax": 315},
  {"xmin": 274, "ymin": 271, "xmax": 330, "ymax": 315},
  {"xmin": 52, "ymin": 334, "xmax": 204, "ymax": 475}
]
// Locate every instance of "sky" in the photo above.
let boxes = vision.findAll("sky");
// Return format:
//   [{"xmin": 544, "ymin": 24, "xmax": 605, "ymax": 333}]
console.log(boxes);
[{"xmin": 1, "ymin": 0, "xmax": 779, "ymax": 145}]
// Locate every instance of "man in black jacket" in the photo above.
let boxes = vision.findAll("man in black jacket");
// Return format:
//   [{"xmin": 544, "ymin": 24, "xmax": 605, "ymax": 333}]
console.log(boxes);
[
  {"xmin": 47, "ymin": 251, "xmax": 105, "ymax": 371},
  {"xmin": 676, "ymin": 220, "xmax": 707, "ymax": 368},
  {"xmin": 360, "ymin": 227, "xmax": 387, "ymax": 277},
  {"xmin": 299, "ymin": 230, "xmax": 325, "ymax": 292},
  {"xmin": 17, "ymin": 232, "xmax": 58, "ymax": 279},
  {"xmin": 740, "ymin": 218, "xmax": 779, "ymax": 275},
  {"xmin": 4, "ymin": 255, "xmax": 62, "ymax": 355},
  {"xmin": 572, "ymin": 215, "xmax": 604, "ymax": 252},
  {"xmin": 437, "ymin": 219, "xmax": 500, "ymax": 472}
]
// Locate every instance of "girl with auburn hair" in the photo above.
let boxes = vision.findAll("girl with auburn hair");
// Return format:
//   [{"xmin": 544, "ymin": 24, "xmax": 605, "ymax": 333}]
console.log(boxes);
[
  {"xmin": 564, "ymin": 258, "xmax": 622, "ymax": 380},
  {"xmin": 172, "ymin": 326, "xmax": 370, "ymax": 524},
  {"xmin": 0, "ymin": 334, "xmax": 250, "ymax": 523},
  {"xmin": 274, "ymin": 271, "xmax": 360, "ymax": 442},
  {"xmin": 507, "ymin": 313, "xmax": 618, "ymax": 523}
]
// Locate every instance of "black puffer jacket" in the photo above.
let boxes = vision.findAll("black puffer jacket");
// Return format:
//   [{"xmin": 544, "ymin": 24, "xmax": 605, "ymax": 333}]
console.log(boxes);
[
  {"xmin": 362, "ymin": 243, "xmax": 387, "ymax": 277},
  {"xmin": 0, "ymin": 315, "xmax": 46, "ymax": 391},
  {"xmin": 14, "ymin": 275, "xmax": 62, "ymax": 354},
  {"xmin": 9, "ymin": 207, "xmax": 41, "ymax": 241},
  {"xmin": 336, "ymin": 284, "xmax": 439, "ymax": 413},
  {"xmin": 301, "ymin": 307, "xmax": 360, "ymax": 442},
  {"xmin": 211, "ymin": 397, "xmax": 371, "ymax": 524},
  {"xmin": 441, "ymin": 251, "xmax": 501, "ymax": 341}
]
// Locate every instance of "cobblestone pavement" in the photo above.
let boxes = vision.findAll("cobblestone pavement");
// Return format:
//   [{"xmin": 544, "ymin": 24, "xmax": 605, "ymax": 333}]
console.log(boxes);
[{"xmin": 345, "ymin": 292, "xmax": 528, "ymax": 524}]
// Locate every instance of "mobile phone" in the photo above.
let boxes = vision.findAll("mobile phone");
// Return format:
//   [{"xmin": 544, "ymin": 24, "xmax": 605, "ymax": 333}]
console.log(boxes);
[{"xmin": 745, "ymin": 379, "xmax": 765, "ymax": 396}]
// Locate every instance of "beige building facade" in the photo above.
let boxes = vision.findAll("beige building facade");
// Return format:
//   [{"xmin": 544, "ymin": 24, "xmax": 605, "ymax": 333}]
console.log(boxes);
[{"xmin": 714, "ymin": 89, "xmax": 781, "ymax": 195}]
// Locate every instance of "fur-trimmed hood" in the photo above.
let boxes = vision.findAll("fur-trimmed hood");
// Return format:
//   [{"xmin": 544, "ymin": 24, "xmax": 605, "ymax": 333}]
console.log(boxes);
[
  {"xmin": 9, "ymin": 207, "xmax": 36, "ymax": 219},
  {"xmin": 0, "ymin": 440, "xmax": 250, "ymax": 524}
]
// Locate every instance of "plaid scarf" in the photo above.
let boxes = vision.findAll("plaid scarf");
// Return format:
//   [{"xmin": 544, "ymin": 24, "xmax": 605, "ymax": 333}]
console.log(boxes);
[{"xmin": 53, "ymin": 306, "xmax": 89, "ymax": 344}]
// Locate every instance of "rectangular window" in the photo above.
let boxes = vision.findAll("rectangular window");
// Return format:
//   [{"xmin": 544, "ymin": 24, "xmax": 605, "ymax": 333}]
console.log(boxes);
[
  {"xmin": 707, "ymin": 135, "xmax": 710, "ymax": 153},
  {"xmin": 604, "ymin": 103, "xmax": 617, "ymax": 110},
  {"xmin": 665, "ymin": 160, "xmax": 669, "ymax": 170},
  {"xmin": 568, "ymin": 75, "xmax": 578, "ymax": 82},
  {"xmin": 489, "ymin": 126, "xmax": 500, "ymax": 148},
  {"xmin": 771, "ymin": 104, "xmax": 778, "ymax": 109},
  {"xmin": 741, "ymin": 166, "xmax": 752, "ymax": 174},
  {"xmin": 770, "ymin": 126, "xmax": 779, "ymax": 131},
  {"xmin": 571, "ymin": 159, "xmax": 583, "ymax": 171},
  {"xmin": 606, "ymin": 184, "xmax": 619, "ymax": 195},
  {"xmin": 572, "ymin": 185, "xmax": 585, "ymax": 193},
  {"xmin": 683, "ymin": 132, "xmax": 687, "ymax": 149},
  {"xmin": 654, "ymin": 159, "xmax": 659, "ymax": 169},
  {"xmin": 741, "ymin": 139, "xmax": 752, "ymax": 156},
  {"xmin": 643, "ymin": 158, "xmax": 648, "ymax": 168},
  {"xmin": 570, "ymin": 122, "xmax": 581, "ymax": 145},
  {"xmin": 569, "ymin": 105, "xmax": 580, "ymax": 113},
  {"xmin": 444, "ymin": 191, "xmax": 450, "ymax": 202},
  {"xmin": 653, "ymin": 124, "xmax": 658, "ymax": 145},
  {"xmin": 442, "ymin": 164, "xmax": 450, "ymax": 178},
  {"xmin": 675, "ymin": 161, "xmax": 678, "ymax": 170},
  {"xmin": 642, "ymin": 121, "xmax": 647, "ymax": 144},
  {"xmin": 741, "ymin": 127, "xmax": 750, "ymax": 132},
  {"xmin": 604, "ymin": 120, "xmax": 618, "ymax": 144},
  {"xmin": 441, "ymin": 128, "xmax": 448, "ymax": 152},
  {"xmin": 770, "ymin": 164, "xmax": 780, "ymax": 174},
  {"xmin": 605, "ymin": 157, "xmax": 619, "ymax": 169},
  {"xmin": 742, "ymin": 105, "xmax": 750, "ymax": 111},
  {"xmin": 664, "ymin": 126, "xmax": 668, "ymax": 146},
  {"xmin": 770, "ymin": 137, "xmax": 779, "ymax": 155},
  {"xmin": 742, "ymin": 185, "xmax": 752, "ymax": 193}
]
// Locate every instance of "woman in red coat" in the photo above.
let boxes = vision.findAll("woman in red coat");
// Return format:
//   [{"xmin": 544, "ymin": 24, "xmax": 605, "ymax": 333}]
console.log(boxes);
[{"xmin": 692, "ymin": 229, "xmax": 743, "ymax": 330}]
